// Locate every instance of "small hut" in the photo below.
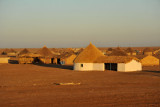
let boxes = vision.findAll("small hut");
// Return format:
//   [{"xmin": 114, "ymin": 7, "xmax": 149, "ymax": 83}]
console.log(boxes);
[
  {"xmin": 59, "ymin": 53, "xmax": 77, "ymax": 65},
  {"xmin": 36, "ymin": 46, "xmax": 54, "ymax": 64},
  {"xmin": 125, "ymin": 48, "xmax": 136, "ymax": 56},
  {"xmin": 109, "ymin": 48, "xmax": 128, "ymax": 56},
  {"xmin": 1, "ymin": 48, "xmax": 16, "ymax": 56},
  {"xmin": 136, "ymin": 55, "xmax": 159, "ymax": 66},
  {"xmin": 0, "ymin": 56, "xmax": 10, "ymax": 63},
  {"xmin": 18, "ymin": 48, "xmax": 34, "ymax": 64},
  {"xmin": 143, "ymin": 48, "xmax": 153, "ymax": 55},
  {"xmin": 19, "ymin": 48, "xmax": 30, "ymax": 55}
]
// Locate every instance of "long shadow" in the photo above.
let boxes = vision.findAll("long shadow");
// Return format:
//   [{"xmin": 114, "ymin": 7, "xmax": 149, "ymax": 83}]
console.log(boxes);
[
  {"xmin": 142, "ymin": 70, "xmax": 160, "ymax": 73},
  {"xmin": 8, "ymin": 60, "xmax": 19, "ymax": 64},
  {"xmin": 33, "ymin": 63, "xmax": 73, "ymax": 70}
]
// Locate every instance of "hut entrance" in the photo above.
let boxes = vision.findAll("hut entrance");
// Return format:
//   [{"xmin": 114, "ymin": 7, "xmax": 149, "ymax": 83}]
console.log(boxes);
[
  {"xmin": 57, "ymin": 58, "xmax": 61, "ymax": 64},
  {"xmin": 34, "ymin": 57, "xmax": 40, "ymax": 63},
  {"xmin": 105, "ymin": 63, "xmax": 117, "ymax": 71},
  {"xmin": 51, "ymin": 58, "xmax": 54, "ymax": 64}
]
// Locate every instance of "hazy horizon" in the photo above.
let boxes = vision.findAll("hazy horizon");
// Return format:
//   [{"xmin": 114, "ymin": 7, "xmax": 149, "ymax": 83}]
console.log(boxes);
[{"xmin": 0, "ymin": 0, "xmax": 160, "ymax": 48}]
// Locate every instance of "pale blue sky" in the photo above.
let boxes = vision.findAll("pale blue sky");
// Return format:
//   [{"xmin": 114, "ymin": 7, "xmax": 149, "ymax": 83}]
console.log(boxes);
[{"xmin": 0, "ymin": 0, "xmax": 160, "ymax": 48}]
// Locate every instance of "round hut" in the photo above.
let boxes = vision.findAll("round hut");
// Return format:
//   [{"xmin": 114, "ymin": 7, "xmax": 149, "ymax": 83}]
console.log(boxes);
[
  {"xmin": 143, "ymin": 48, "xmax": 153, "ymax": 55},
  {"xmin": 125, "ymin": 48, "xmax": 136, "ymax": 56},
  {"xmin": 36, "ymin": 46, "xmax": 54, "ymax": 64},
  {"xmin": 74, "ymin": 43, "xmax": 105, "ymax": 71},
  {"xmin": 109, "ymin": 48, "xmax": 128, "ymax": 56}
]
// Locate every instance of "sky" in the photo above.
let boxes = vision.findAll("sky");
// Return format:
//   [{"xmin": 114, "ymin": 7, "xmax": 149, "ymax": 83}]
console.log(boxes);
[{"xmin": 0, "ymin": 0, "xmax": 160, "ymax": 48}]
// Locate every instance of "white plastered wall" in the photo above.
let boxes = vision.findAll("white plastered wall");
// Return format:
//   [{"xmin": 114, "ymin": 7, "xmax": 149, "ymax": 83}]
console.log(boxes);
[
  {"xmin": 74, "ymin": 63, "xmax": 104, "ymax": 71},
  {"xmin": 118, "ymin": 60, "xmax": 142, "ymax": 72},
  {"xmin": 0, "ymin": 58, "xmax": 10, "ymax": 63},
  {"xmin": 92, "ymin": 63, "xmax": 104, "ymax": 71}
]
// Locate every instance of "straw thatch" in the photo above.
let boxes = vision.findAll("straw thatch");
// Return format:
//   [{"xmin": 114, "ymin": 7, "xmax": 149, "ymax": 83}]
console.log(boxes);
[
  {"xmin": 36, "ymin": 46, "xmax": 53, "ymax": 57},
  {"xmin": 19, "ymin": 48, "xmax": 30, "ymax": 55},
  {"xmin": 143, "ymin": 48, "xmax": 153, "ymax": 52},
  {"xmin": 74, "ymin": 43, "xmax": 104, "ymax": 63},
  {"xmin": 1, "ymin": 48, "xmax": 16, "ymax": 55},
  {"xmin": 125, "ymin": 48, "xmax": 135, "ymax": 53},
  {"xmin": 95, "ymin": 56, "xmax": 140, "ymax": 63},
  {"xmin": 135, "ymin": 55, "xmax": 147, "ymax": 60},
  {"xmin": 60, "ymin": 52, "xmax": 76, "ymax": 59},
  {"xmin": 109, "ymin": 48, "xmax": 128, "ymax": 56}
]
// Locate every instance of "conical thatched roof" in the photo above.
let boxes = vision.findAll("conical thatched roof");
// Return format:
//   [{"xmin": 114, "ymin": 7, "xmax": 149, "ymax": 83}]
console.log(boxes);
[
  {"xmin": 143, "ymin": 48, "xmax": 153, "ymax": 52},
  {"xmin": 126, "ymin": 47, "xmax": 135, "ymax": 53},
  {"xmin": 19, "ymin": 48, "xmax": 30, "ymax": 55},
  {"xmin": 37, "ymin": 46, "xmax": 53, "ymax": 57},
  {"xmin": 109, "ymin": 48, "xmax": 127, "ymax": 56},
  {"xmin": 74, "ymin": 43, "xmax": 104, "ymax": 63}
]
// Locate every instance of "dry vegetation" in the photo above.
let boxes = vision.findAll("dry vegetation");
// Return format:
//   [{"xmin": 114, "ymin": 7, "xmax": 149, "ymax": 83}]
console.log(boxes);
[{"xmin": 0, "ymin": 64, "xmax": 160, "ymax": 107}]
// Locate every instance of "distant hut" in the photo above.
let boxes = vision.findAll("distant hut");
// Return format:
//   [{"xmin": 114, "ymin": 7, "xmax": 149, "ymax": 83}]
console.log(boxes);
[
  {"xmin": 109, "ymin": 48, "xmax": 128, "ymax": 56},
  {"xmin": 74, "ymin": 43, "xmax": 142, "ymax": 72},
  {"xmin": 19, "ymin": 48, "xmax": 30, "ymax": 55},
  {"xmin": 36, "ymin": 46, "xmax": 54, "ymax": 64},
  {"xmin": 51, "ymin": 48, "xmax": 60, "ymax": 55},
  {"xmin": 143, "ymin": 48, "xmax": 153, "ymax": 55},
  {"xmin": 59, "ymin": 53, "xmax": 77, "ymax": 65},
  {"xmin": 136, "ymin": 55, "xmax": 159, "ymax": 66},
  {"xmin": 106, "ymin": 48, "xmax": 113, "ymax": 55},
  {"xmin": 1, "ymin": 48, "xmax": 16, "ymax": 56},
  {"xmin": 0, "ymin": 56, "xmax": 10, "ymax": 63},
  {"xmin": 18, "ymin": 48, "xmax": 34, "ymax": 64},
  {"xmin": 125, "ymin": 48, "xmax": 136, "ymax": 56}
]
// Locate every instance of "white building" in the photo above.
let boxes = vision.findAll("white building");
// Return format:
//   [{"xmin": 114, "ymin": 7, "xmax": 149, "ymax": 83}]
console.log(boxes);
[
  {"xmin": 74, "ymin": 43, "xmax": 142, "ymax": 72},
  {"xmin": 0, "ymin": 57, "xmax": 10, "ymax": 63}
]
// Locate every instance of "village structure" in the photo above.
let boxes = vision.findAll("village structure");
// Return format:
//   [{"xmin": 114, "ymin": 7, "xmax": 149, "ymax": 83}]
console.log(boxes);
[{"xmin": 0, "ymin": 43, "xmax": 160, "ymax": 72}]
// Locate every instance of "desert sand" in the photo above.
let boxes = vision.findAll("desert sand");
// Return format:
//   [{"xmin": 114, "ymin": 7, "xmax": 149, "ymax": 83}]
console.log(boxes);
[{"xmin": 0, "ymin": 64, "xmax": 160, "ymax": 107}]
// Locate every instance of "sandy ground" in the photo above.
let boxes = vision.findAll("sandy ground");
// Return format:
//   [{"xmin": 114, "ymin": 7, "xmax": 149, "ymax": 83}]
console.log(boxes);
[{"xmin": 0, "ymin": 64, "xmax": 160, "ymax": 107}]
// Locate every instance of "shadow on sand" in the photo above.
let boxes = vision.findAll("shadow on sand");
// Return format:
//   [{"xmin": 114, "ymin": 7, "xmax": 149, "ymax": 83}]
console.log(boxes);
[
  {"xmin": 8, "ymin": 60, "xmax": 19, "ymax": 64},
  {"xmin": 142, "ymin": 70, "xmax": 160, "ymax": 73},
  {"xmin": 33, "ymin": 64, "xmax": 73, "ymax": 70}
]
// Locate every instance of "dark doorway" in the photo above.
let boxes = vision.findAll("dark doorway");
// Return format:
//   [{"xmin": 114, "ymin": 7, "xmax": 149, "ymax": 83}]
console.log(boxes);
[
  {"xmin": 111, "ymin": 63, "xmax": 117, "ymax": 71},
  {"xmin": 57, "ymin": 58, "xmax": 61, "ymax": 64},
  {"xmin": 105, "ymin": 63, "xmax": 110, "ymax": 70},
  {"xmin": 51, "ymin": 58, "xmax": 54, "ymax": 64},
  {"xmin": 105, "ymin": 63, "xmax": 117, "ymax": 71},
  {"xmin": 34, "ymin": 57, "xmax": 40, "ymax": 63}
]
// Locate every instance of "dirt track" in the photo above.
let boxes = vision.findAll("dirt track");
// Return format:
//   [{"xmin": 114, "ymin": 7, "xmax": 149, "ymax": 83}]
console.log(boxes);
[{"xmin": 0, "ymin": 64, "xmax": 160, "ymax": 107}]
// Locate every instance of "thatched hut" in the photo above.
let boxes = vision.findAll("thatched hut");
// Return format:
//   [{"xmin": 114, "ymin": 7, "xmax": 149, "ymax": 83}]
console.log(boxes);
[
  {"xmin": 36, "ymin": 46, "xmax": 54, "ymax": 64},
  {"xmin": 74, "ymin": 43, "xmax": 142, "ymax": 72},
  {"xmin": 105, "ymin": 48, "xmax": 113, "ymax": 55},
  {"xmin": 125, "ymin": 48, "xmax": 136, "ymax": 56},
  {"xmin": 136, "ymin": 55, "xmax": 159, "ymax": 66},
  {"xmin": 59, "ymin": 53, "xmax": 77, "ymax": 65},
  {"xmin": 143, "ymin": 48, "xmax": 153, "ymax": 55},
  {"xmin": 1, "ymin": 48, "xmax": 16, "ymax": 56},
  {"xmin": 18, "ymin": 48, "xmax": 34, "ymax": 64},
  {"xmin": 19, "ymin": 48, "xmax": 30, "ymax": 55},
  {"xmin": 109, "ymin": 48, "xmax": 128, "ymax": 56},
  {"xmin": 0, "ymin": 56, "xmax": 10, "ymax": 63}
]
